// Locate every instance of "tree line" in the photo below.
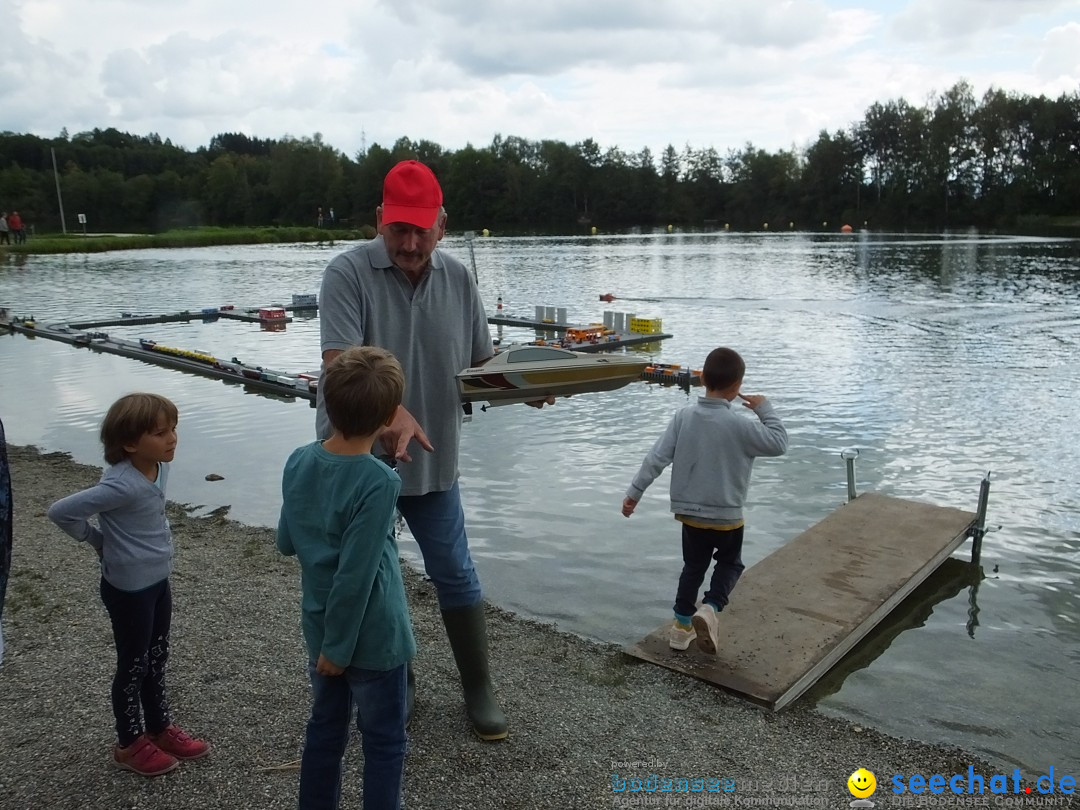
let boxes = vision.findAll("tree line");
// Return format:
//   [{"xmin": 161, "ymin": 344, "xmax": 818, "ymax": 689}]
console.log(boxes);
[{"xmin": 1, "ymin": 81, "xmax": 1077, "ymax": 234}]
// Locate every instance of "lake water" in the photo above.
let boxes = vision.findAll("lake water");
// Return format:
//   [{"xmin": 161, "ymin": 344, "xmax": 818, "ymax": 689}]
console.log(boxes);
[{"xmin": 2, "ymin": 231, "xmax": 1078, "ymax": 776}]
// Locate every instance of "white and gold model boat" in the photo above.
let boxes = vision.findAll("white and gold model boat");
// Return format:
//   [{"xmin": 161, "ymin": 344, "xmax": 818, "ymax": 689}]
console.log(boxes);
[{"xmin": 457, "ymin": 345, "xmax": 649, "ymax": 404}]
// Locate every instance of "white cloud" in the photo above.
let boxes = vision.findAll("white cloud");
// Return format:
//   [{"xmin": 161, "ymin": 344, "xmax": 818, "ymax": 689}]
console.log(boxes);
[
  {"xmin": 370, "ymin": 0, "xmax": 843, "ymax": 79},
  {"xmin": 0, "ymin": 0, "xmax": 1076, "ymax": 161},
  {"xmin": 1035, "ymin": 22, "xmax": 1080, "ymax": 81},
  {"xmin": 0, "ymin": 1, "xmax": 102, "ymax": 135},
  {"xmin": 892, "ymin": 0, "xmax": 1080, "ymax": 42}
]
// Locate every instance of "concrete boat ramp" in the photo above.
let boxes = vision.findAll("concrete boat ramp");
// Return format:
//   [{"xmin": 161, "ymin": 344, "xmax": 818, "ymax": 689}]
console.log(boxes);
[{"xmin": 626, "ymin": 489, "xmax": 985, "ymax": 710}]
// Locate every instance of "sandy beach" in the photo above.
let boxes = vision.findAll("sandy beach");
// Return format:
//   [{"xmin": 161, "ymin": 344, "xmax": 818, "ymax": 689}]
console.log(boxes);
[{"xmin": 1, "ymin": 444, "xmax": 1067, "ymax": 810}]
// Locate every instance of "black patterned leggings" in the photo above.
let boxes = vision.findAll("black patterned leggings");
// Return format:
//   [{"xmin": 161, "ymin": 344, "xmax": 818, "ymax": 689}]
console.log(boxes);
[{"xmin": 99, "ymin": 577, "xmax": 172, "ymax": 747}]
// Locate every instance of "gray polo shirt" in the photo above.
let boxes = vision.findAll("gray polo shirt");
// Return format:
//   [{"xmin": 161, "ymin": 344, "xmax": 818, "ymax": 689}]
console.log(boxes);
[{"xmin": 316, "ymin": 235, "xmax": 493, "ymax": 496}]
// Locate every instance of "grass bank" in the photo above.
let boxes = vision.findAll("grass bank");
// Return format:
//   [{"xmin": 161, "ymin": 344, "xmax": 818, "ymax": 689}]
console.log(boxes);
[
  {"xmin": 1013, "ymin": 214, "xmax": 1080, "ymax": 238},
  {"xmin": 0, "ymin": 225, "xmax": 377, "ymax": 255}
]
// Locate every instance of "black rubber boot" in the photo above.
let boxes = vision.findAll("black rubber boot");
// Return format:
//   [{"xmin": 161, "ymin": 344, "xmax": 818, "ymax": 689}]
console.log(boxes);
[
  {"xmin": 406, "ymin": 661, "xmax": 415, "ymax": 727},
  {"xmin": 440, "ymin": 603, "xmax": 508, "ymax": 741}
]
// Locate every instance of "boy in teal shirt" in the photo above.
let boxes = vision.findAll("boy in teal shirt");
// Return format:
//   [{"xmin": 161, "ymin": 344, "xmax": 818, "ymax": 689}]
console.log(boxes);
[{"xmin": 277, "ymin": 346, "xmax": 416, "ymax": 810}]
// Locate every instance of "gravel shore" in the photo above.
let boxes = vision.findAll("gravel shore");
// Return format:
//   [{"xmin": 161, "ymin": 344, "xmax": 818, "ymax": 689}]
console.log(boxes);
[{"xmin": 0, "ymin": 445, "xmax": 1055, "ymax": 810}]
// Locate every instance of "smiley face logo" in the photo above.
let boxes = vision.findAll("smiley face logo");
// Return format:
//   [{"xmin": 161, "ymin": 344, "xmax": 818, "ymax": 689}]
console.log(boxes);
[{"xmin": 848, "ymin": 769, "xmax": 877, "ymax": 798}]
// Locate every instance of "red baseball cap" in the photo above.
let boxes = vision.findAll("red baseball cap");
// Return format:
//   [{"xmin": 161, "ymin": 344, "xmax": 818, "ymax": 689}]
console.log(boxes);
[{"xmin": 381, "ymin": 160, "xmax": 443, "ymax": 228}]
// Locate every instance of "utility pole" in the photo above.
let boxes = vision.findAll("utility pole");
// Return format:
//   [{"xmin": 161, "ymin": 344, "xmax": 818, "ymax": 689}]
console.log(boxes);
[{"xmin": 51, "ymin": 147, "xmax": 67, "ymax": 234}]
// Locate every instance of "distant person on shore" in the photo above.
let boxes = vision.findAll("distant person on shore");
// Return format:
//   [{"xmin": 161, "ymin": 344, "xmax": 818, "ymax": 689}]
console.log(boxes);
[
  {"xmin": 7, "ymin": 211, "xmax": 24, "ymax": 244},
  {"xmin": 621, "ymin": 348, "xmax": 788, "ymax": 654},
  {"xmin": 316, "ymin": 159, "xmax": 550, "ymax": 741},
  {"xmin": 0, "ymin": 212, "xmax": 10, "ymax": 245},
  {"xmin": 278, "ymin": 346, "xmax": 415, "ymax": 810},
  {"xmin": 46, "ymin": 393, "xmax": 209, "ymax": 777},
  {"xmin": 0, "ymin": 417, "xmax": 11, "ymax": 666}
]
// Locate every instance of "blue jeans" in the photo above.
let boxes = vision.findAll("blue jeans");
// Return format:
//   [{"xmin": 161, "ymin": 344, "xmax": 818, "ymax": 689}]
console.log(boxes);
[
  {"xmin": 397, "ymin": 482, "xmax": 481, "ymax": 610},
  {"xmin": 298, "ymin": 662, "xmax": 408, "ymax": 810},
  {"xmin": 673, "ymin": 524, "xmax": 745, "ymax": 618}
]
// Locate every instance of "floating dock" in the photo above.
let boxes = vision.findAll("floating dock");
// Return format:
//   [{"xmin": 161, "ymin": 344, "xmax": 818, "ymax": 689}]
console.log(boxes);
[
  {"xmin": 489, "ymin": 313, "xmax": 671, "ymax": 352},
  {"xmin": 641, "ymin": 363, "xmax": 702, "ymax": 389},
  {"xmin": 4, "ymin": 317, "xmax": 699, "ymax": 403},
  {"xmin": 3, "ymin": 300, "xmax": 694, "ymax": 404},
  {"xmin": 67, "ymin": 303, "xmax": 318, "ymax": 330},
  {"xmin": 4, "ymin": 320, "xmax": 318, "ymax": 402},
  {"xmin": 626, "ymin": 492, "xmax": 979, "ymax": 710},
  {"xmin": 54, "ymin": 306, "xmax": 669, "ymax": 351}
]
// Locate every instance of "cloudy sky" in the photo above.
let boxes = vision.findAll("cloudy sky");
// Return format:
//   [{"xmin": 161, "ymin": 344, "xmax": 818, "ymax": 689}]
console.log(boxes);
[{"xmin": 3, "ymin": 0, "xmax": 1079, "ymax": 159}]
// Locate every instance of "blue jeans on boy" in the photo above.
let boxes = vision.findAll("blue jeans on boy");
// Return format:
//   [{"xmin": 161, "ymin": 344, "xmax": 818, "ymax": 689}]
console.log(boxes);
[
  {"xmin": 673, "ymin": 524, "xmax": 745, "ymax": 618},
  {"xmin": 298, "ymin": 662, "xmax": 408, "ymax": 810},
  {"xmin": 397, "ymin": 481, "xmax": 481, "ymax": 610}
]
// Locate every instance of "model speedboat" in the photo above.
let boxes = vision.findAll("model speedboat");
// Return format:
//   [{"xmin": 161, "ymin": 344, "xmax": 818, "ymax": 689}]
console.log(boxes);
[{"xmin": 457, "ymin": 344, "xmax": 649, "ymax": 404}]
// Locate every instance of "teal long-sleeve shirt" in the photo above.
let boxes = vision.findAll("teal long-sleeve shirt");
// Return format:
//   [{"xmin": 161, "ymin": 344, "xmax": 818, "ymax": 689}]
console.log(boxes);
[{"xmin": 276, "ymin": 442, "xmax": 415, "ymax": 671}]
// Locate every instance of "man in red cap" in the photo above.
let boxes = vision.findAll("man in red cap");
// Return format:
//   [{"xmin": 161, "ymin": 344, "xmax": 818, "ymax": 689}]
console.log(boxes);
[{"xmin": 315, "ymin": 160, "xmax": 511, "ymax": 742}]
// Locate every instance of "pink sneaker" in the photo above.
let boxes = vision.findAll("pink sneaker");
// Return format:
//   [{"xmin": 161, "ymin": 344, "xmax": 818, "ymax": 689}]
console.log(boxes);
[
  {"xmin": 113, "ymin": 735, "xmax": 179, "ymax": 777},
  {"xmin": 149, "ymin": 725, "xmax": 210, "ymax": 760}
]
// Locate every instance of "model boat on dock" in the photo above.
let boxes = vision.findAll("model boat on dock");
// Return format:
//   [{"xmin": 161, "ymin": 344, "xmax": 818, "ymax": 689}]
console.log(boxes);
[{"xmin": 457, "ymin": 345, "xmax": 649, "ymax": 404}]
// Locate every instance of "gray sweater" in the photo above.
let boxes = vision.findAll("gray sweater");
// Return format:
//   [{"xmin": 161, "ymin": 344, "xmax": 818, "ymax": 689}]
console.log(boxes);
[
  {"xmin": 47, "ymin": 460, "xmax": 173, "ymax": 591},
  {"xmin": 626, "ymin": 396, "xmax": 788, "ymax": 523}
]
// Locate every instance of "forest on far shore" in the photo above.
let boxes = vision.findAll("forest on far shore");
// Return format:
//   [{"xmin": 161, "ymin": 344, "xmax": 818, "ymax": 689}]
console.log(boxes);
[{"xmin": 1, "ymin": 81, "xmax": 1078, "ymax": 235}]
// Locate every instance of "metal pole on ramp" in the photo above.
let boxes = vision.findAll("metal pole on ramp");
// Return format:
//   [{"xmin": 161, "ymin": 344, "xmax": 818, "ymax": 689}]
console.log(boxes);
[{"xmin": 969, "ymin": 472, "xmax": 992, "ymax": 565}]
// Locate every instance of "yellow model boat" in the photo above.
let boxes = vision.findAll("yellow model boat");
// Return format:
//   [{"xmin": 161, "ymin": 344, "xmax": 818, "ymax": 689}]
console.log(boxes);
[{"xmin": 457, "ymin": 345, "xmax": 648, "ymax": 404}]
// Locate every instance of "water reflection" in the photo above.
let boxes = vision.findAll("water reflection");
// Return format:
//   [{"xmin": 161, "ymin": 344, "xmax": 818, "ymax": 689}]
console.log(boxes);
[
  {"xmin": 2, "ymin": 233, "xmax": 1079, "ymax": 774},
  {"xmin": 808, "ymin": 557, "xmax": 986, "ymax": 703}
]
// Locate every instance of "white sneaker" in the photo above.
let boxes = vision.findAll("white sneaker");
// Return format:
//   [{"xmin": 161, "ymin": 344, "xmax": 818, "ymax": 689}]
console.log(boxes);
[
  {"xmin": 668, "ymin": 621, "xmax": 696, "ymax": 650},
  {"xmin": 691, "ymin": 603, "xmax": 720, "ymax": 655}
]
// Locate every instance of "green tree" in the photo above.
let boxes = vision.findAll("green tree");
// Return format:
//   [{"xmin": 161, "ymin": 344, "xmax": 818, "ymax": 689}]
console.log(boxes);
[
  {"xmin": 204, "ymin": 154, "xmax": 254, "ymax": 225},
  {"xmin": 927, "ymin": 81, "xmax": 978, "ymax": 225},
  {"xmin": 268, "ymin": 134, "xmax": 344, "ymax": 224},
  {"xmin": 802, "ymin": 129, "xmax": 863, "ymax": 226}
]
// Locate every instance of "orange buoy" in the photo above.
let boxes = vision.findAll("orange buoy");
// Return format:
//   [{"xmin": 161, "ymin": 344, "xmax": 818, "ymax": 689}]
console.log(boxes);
[
  {"xmin": 599, "ymin": 293, "xmax": 617, "ymax": 302},
  {"xmin": 840, "ymin": 224, "xmax": 853, "ymax": 234}
]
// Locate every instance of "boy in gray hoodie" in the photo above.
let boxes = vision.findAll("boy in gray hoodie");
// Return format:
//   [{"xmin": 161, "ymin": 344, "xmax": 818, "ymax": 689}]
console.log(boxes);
[{"xmin": 622, "ymin": 347, "xmax": 788, "ymax": 654}]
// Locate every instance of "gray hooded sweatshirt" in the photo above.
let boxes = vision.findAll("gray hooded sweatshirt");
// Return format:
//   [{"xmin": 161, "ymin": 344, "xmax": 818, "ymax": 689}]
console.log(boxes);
[{"xmin": 627, "ymin": 396, "xmax": 788, "ymax": 523}]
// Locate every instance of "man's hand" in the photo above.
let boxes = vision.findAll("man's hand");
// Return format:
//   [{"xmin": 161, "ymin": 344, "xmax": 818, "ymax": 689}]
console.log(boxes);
[
  {"xmin": 525, "ymin": 396, "xmax": 558, "ymax": 409},
  {"xmin": 316, "ymin": 654, "xmax": 345, "ymax": 676},
  {"xmin": 740, "ymin": 394, "xmax": 767, "ymax": 410},
  {"xmin": 622, "ymin": 496, "xmax": 638, "ymax": 517},
  {"xmin": 380, "ymin": 404, "xmax": 434, "ymax": 463}
]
